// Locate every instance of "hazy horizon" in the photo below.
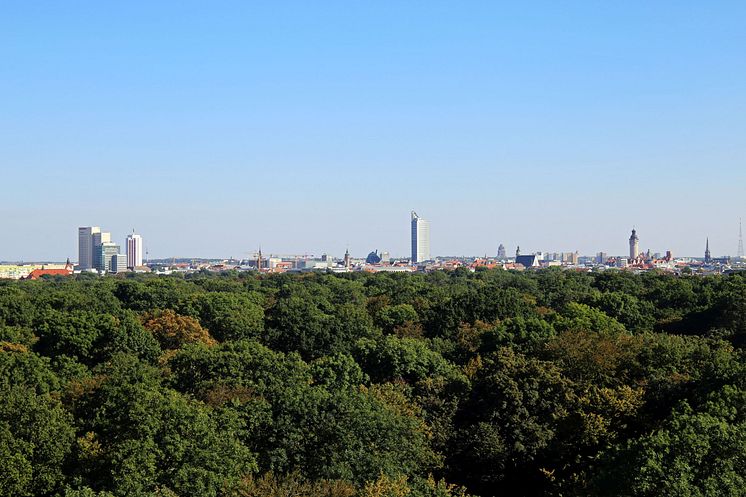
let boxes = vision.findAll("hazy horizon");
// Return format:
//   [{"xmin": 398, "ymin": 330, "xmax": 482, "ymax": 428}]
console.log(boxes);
[{"xmin": 2, "ymin": 2, "xmax": 745, "ymax": 260}]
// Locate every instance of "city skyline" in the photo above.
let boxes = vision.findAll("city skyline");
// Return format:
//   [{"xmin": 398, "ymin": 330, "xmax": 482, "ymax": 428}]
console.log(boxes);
[
  {"xmin": 2, "ymin": 2, "xmax": 745, "ymax": 260},
  {"xmin": 2, "ymin": 219, "xmax": 743, "ymax": 264}
]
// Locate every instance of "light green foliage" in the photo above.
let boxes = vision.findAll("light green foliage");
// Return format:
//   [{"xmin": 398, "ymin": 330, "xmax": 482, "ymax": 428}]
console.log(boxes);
[
  {"xmin": 555, "ymin": 302, "xmax": 628, "ymax": 335},
  {"xmin": 0, "ymin": 385, "xmax": 75, "ymax": 496},
  {"xmin": 594, "ymin": 386, "xmax": 746, "ymax": 497}
]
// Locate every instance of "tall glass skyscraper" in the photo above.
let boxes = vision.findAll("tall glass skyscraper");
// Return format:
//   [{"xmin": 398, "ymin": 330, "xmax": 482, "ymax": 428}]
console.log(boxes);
[{"xmin": 411, "ymin": 211, "xmax": 431, "ymax": 263}]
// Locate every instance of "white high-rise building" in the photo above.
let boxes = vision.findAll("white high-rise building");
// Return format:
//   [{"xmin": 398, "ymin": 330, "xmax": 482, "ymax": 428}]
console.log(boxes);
[
  {"xmin": 411, "ymin": 211, "xmax": 431, "ymax": 263},
  {"xmin": 78, "ymin": 226, "xmax": 101, "ymax": 270},
  {"xmin": 126, "ymin": 231, "xmax": 143, "ymax": 268}
]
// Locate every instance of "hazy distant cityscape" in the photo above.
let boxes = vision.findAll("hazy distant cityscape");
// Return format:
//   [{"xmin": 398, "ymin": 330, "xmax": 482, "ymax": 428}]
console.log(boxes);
[{"xmin": 1, "ymin": 212, "xmax": 744, "ymax": 280}]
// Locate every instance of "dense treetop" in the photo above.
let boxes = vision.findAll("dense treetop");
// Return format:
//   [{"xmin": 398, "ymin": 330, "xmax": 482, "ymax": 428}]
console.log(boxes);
[{"xmin": 1, "ymin": 268, "xmax": 744, "ymax": 496}]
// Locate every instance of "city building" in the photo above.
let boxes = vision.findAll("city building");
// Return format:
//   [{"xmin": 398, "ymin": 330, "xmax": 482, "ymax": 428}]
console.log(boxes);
[
  {"xmin": 516, "ymin": 254, "xmax": 540, "ymax": 268},
  {"xmin": 25, "ymin": 260, "xmax": 74, "ymax": 280},
  {"xmin": 497, "ymin": 244, "xmax": 506, "ymax": 259},
  {"xmin": 96, "ymin": 242, "xmax": 120, "ymax": 272},
  {"xmin": 126, "ymin": 231, "xmax": 143, "ymax": 269},
  {"xmin": 564, "ymin": 251, "xmax": 579, "ymax": 265},
  {"xmin": 112, "ymin": 253, "xmax": 128, "ymax": 273},
  {"xmin": 704, "ymin": 238, "xmax": 712, "ymax": 263},
  {"xmin": 629, "ymin": 229, "xmax": 640, "ymax": 260},
  {"xmin": 411, "ymin": 211, "xmax": 431, "ymax": 263},
  {"xmin": 92, "ymin": 230, "xmax": 111, "ymax": 251},
  {"xmin": 514, "ymin": 246, "xmax": 540, "ymax": 268},
  {"xmin": 78, "ymin": 226, "xmax": 101, "ymax": 270},
  {"xmin": 88, "ymin": 229, "xmax": 112, "ymax": 271}
]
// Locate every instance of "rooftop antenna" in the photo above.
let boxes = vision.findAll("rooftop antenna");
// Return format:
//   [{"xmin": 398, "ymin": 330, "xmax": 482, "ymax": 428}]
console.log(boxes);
[{"xmin": 738, "ymin": 218, "xmax": 744, "ymax": 258}]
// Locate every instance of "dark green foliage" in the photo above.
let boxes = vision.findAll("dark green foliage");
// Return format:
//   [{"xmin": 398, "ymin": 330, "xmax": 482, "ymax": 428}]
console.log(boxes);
[
  {"xmin": 0, "ymin": 270, "xmax": 744, "ymax": 496},
  {"xmin": 451, "ymin": 348, "xmax": 574, "ymax": 496}
]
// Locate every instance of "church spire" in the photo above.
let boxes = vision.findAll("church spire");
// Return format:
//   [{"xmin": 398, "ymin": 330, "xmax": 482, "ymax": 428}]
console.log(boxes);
[{"xmin": 705, "ymin": 238, "xmax": 711, "ymax": 263}]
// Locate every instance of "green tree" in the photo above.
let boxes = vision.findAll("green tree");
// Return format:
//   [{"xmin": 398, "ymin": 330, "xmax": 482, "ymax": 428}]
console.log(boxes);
[
  {"xmin": 0, "ymin": 385, "xmax": 75, "ymax": 496},
  {"xmin": 72, "ymin": 354, "xmax": 256, "ymax": 496},
  {"xmin": 593, "ymin": 386, "xmax": 746, "ymax": 497}
]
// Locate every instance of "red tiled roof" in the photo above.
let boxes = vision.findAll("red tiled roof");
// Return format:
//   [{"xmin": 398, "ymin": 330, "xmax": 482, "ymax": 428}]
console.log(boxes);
[{"xmin": 26, "ymin": 269, "xmax": 73, "ymax": 280}]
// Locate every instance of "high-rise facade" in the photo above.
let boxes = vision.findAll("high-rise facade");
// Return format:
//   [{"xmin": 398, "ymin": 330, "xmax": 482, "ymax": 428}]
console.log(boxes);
[
  {"xmin": 78, "ymin": 226, "xmax": 101, "ymax": 270},
  {"xmin": 92, "ymin": 231, "xmax": 111, "ymax": 250},
  {"xmin": 96, "ymin": 242, "xmax": 120, "ymax": 272},
  {"xmin": 629, "ymin": 229, "xmax": 639, "ymax": 260},
  {"xmin": 411, "ymin": 211, "xmax": 431, "ymax": 263},
  {"xmin": 126, "ymin": 231, "xmax": 143, "ymax": 268},
  {"xmin": 112, "ymin": 253, "xmax": 128, "ymax": 273},
  {"xmin": 92, "ymin": 231, "xmax": 112, "ymax": 271}
]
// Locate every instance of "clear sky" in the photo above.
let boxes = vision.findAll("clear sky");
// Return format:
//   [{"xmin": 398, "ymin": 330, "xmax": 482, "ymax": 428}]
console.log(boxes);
[{"xmin": 2, "ymin": 1, "xmax": 745, "ymax": 261}]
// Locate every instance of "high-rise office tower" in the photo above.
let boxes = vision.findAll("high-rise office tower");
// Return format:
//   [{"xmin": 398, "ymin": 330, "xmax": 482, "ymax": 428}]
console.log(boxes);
[
  {"xmin": 91, "ymin": 231, "xmax": 111, "ymax": 271},
  {"xmin": 92, "ymin": 230, "xmax": 111, "ymax": 249},
  {"xmin": 629, "ymin": 229, "xmax": 639, "ymax": 260},
  {"xmin": 126, "ymin": 231, "xmax": 144, "ymax": 268},
  {"xmin": 78, "ymin": 226, "xmax": 101, "ymax": 270},
  {"xmin": 411, "ymin": 211, "xmax": 431, "ymax": 263}
]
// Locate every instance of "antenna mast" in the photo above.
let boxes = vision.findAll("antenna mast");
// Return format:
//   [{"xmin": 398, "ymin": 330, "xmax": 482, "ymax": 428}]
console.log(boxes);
[{"xmin": 738, "ymin": 218, "xmax": 744, "ymax": 258}]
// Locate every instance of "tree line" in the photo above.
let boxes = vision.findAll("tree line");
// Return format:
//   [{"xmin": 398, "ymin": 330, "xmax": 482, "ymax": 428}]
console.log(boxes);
[{"xmin": 1, "ymin": 268, "xmax": 744, "ymax": 496}]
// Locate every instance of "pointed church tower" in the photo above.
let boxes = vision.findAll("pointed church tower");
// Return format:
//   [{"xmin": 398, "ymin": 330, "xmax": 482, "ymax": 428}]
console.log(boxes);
[{"xmin": 704, "ymin": 238, "xmax": 711, "ymax": 263}]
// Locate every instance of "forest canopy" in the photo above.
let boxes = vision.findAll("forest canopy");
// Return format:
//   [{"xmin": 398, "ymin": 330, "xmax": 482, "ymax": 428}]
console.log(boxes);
[{"xmin": 1, "ymin": 268, "xmax": 744, "ymax": 497}]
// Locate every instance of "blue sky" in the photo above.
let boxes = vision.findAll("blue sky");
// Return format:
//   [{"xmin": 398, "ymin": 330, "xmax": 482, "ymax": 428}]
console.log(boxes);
[{"xmin": 1, "ymin": 1, "xmax": 745, "ymax": 260}]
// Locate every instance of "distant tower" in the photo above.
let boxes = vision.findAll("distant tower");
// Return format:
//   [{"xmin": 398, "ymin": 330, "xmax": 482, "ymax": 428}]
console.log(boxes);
[
  {"xmin": 78, "ymin": 226, "xmax": 101, "ymax": 270},
  {"xmin": 704, "ymin": 238, "xmax": 712, "ymax": 263},
  {"xmin": 344, "ymin": 248, "xmax": 351, "ymax": 269},
  {"xmin": 497, "ymin": 244, "xmax": 506, "ymax": 260},
  {"xmin": 516, "ymin": 246, "xmax": 520, "ymax": 257},
  {"xmin": 411, "ymin": 211, "xmax": 431, "ymax": 263},
  {"xmin": 738, "ymin": 219, "xmax": 744, "ymax": 259},
  {"xmin": 629, "ymin": 229, "xmax": 639, "ymax": 260},
  {"xmin": 126, "ymin": 230, "xmax": 143, "ymax": 269},
  {"xmin": 257, "ymin": 248, "xmax": 263, "ymax": 271}
]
